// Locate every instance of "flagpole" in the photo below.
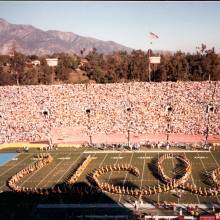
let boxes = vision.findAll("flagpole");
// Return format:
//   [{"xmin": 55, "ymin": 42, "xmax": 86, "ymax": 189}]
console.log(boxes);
[
  {"xmin": 148, "ymin": 32, "xmax": 159, "ymax": 82},
  {"xmin": 148, "ymin": 49, "xmax": 151, "ymax": 82}
]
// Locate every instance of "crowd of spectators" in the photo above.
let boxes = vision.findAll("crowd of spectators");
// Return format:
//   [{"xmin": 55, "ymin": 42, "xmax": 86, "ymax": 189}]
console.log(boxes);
[{"xmin": 0, "ymin": 81, "xmax": 219, "ymax": 143}]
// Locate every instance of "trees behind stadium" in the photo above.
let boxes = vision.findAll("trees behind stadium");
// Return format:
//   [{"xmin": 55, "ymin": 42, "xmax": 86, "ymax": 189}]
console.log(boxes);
[{"xmin": 0, "ymin": 45, "xmax": 219, "ymax": 85}]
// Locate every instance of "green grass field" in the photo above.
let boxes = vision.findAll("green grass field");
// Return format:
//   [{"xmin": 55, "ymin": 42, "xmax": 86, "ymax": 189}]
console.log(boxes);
[{"xmin": 0, "ymin": 147, "xmax": 220, "ymax": 205}]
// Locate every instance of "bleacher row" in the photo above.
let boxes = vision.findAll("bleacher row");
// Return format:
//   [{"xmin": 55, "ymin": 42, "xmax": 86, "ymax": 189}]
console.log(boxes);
[{"xmin": 0, "ymin": 81, "xmax": 219, "ymax": 143}]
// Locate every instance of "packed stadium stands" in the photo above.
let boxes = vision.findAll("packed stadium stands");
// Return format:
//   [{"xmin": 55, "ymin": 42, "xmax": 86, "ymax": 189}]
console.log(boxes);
[{"xmin": 0, "ymin": 81, "xmax": 219, "ymax": 143}]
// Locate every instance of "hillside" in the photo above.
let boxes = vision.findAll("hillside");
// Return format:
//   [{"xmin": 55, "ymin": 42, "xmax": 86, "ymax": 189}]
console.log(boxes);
[{"xmin": 0, "ymin": 18, "xmax": 133, "ymax": 56}]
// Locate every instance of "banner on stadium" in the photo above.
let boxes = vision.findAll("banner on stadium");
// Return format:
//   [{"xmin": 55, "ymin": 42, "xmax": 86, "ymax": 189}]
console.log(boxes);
[{"xmin": 149, "ymin": 56, "xmax": 161, "ymax": 64}]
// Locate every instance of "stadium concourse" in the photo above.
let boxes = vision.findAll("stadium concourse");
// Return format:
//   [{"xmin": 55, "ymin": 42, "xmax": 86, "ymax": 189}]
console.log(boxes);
[{"xmin": 0, "ymin": 81, "xmax": 219, "ymax": 145}]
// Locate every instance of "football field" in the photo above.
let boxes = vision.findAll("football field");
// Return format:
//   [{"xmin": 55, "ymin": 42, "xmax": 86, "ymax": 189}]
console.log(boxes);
[{"xmin": 0, "ymin": 147, "xmax": 220, "ymax": 205}]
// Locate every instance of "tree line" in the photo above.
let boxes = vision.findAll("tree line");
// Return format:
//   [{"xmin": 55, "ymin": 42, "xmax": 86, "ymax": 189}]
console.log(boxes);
[{"xmin": 0, "ymin": 45, "xmax": 219, "ymax": 86}]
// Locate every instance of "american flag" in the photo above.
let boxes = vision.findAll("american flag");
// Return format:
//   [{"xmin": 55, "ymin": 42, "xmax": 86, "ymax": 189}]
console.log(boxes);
[{"xmin": 149, "ymin": 32, "xmax": 159, "ymax": 39}]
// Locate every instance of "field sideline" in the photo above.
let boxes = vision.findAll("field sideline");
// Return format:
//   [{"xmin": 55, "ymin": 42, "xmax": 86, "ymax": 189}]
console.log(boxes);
[{"xmin": 0, "ymin": 147, "xmax": 220, "ymax": 205}]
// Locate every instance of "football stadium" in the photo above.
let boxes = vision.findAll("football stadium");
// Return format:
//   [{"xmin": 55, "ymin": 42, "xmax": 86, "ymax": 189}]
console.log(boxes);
[{"xmin": 0, "ymin": 81, "xmax": 220, "ymax": 220}]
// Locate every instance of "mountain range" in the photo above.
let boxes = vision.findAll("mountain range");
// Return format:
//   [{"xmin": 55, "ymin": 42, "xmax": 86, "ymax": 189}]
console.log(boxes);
[{"xmin": 0, "ymin": 18, "xmax": 133, "ymax": 56}]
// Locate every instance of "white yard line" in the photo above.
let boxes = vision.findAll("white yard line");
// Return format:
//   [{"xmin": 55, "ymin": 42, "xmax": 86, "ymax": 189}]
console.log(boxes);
[
  {"xmin": 34, "ymin": 153, "xmax": 72, "ymax": 188},
  {"xmin": 107, "ymin": 151, "xmax": 123, "ymax": 183},
  {"xmin": 55, "ymin": 150, "xmax": 86, "ymax": 184},
  {"xmin": 171, "ymin": 154, "xmax": 175, "ymax": 172},
  {"xmin": 208, "ymin": 151, "xmax": 220, "ymax": 203},
  {"xmin": 196, "ymin": 152, "xmax": 210, "ymax": 175},
  {"xmin": 0, "ymin": 154, "xmax": 33, "ymax": 190},
  {"xmin": 0, "ymin": 154, "xmax": 32, "ymax": 177},
  {"xmin": 122, "ymin": 152, "xmax": 134, "ymax": 185},
  {"xmin": 93, "ymin": 153, "xmax": 110, "ymax": 202},
  {"xmin": 118, "ymin": 152, "xmax": 135, "ymax": 202},
  {"xmin": 98, "ymin": 154, "xmax": 108, "ymax": 168},
  {"xmin": 19, "ymin": 159, "xmax": 54, "ymax": 188},
  {"xmin": 157, "ymin": 152, "xmax": 160, "ymax": 203},
  {"xmin": 140, "ymin": 152, "xmax": 146, "ymax": 189},
  {"xmin": 20, "ymin": 151, "xmax": 85, "ymax": 188},
  {"xmin": 105, "ymin": 151, "xmax": 123, "ymax": 203},
  {"xmin": 197, "ymin": 152, "xmax": 220, "ymax": 203},
  {"xmin": 184, "ymin": 152, "xmax": 200, "ymax": 204},
  {"xmin": 210, "ymin": 151, "xmax": 220, "ymax": 167}
]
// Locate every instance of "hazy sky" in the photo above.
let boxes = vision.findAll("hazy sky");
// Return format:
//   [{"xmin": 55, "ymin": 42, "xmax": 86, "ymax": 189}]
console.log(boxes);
[{"xmin": 0, "ymin": 1, "xmax": 220, "ymax": 53}]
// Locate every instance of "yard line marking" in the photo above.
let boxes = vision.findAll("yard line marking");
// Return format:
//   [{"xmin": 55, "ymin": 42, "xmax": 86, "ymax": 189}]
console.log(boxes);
[
  {"xmin": 20, "ymin": 151, "xmax": 84, "ymax": 188},
  {"xmin": 171, "ymin": 153, "xmax": 175, "ymax": 173},
  {"xmin": 157, "ymin": 152, "xmax": 160, "ymax": 203},
  {"xmin": 184, "ymin": 152, "xmax": 200, "ymax": 204},
  {"xmin": 98, "ymin": 154, "xmax": 108, "ymax": 168},
  {"xmin": 105, "ymin": 151, "xmax": 123, "ymax": 203},
  {"xmin": 21, "ymin": 154, "xmax": 62, "ymax": 187},
  {"xmin": 209, "ymin": 151, "xmax": 220, "ymax": 203},
  {"xmin": 107, "ymin": 151, "xmax": 123, "ymax": 183},
  {"xmin": 111, "ymin": 157, "xmax": 124, "ymax": 159},
  {"xmin": 0, "ymin": 154, "xmax": 32, "ymax": 178},
  {"xmin": 76, "ymin": 152, "xmax": 98, "ymax": 205},
  {"xmin": 43, "ymin": 152, "xmax": 76, "ymax": 187},
  {"xmin": 118, "ymin": 152, "xmax": 135, "ymax": 203},
  {"xmin": 34, "ymin": 153, "xmax": 72, "ymax": 188},
  {"xmin": 55, "ymin": 150, "xmax": 86, "ymax": 184},
  {"xmin": 210, "ymin": 151, "xmax": 220, "ymax": 167},
  {"xmin": 0, "ymin": 154, "xmax": 34, "ymax": 190},
  {"xmin": 140, "ymin": 152, "xmax": 146, "ymax": 190},
  {"xmin": 19, "ymin": 157, "xmax": 55, "ymax": 188},
  {"xmin": 197, "ymin": 153, "xmax": 220, "ymax": 204}
]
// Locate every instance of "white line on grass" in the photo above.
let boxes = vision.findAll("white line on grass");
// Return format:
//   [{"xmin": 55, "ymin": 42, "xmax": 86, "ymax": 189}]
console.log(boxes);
[
  {"xmin": 105, "ymin": 151, "xmax": 124, "ymax": 204},
  {"xmin": 76, "ymin": 152, "xmax": 98, "ymax": 205},
  {"xmin": 55, "ymin": 150, "xmax": 86, "ymax": 184},
  {"xmin": 171, "ymin": 153, "xmax": 175, "ymax": 175},
  {"xmin": 140, "ymin": 152, "xmax": 146, "ymax": 190},
  {"xmin": 0, "ymin": 154, "xmax": 33, "ymax": 190},
  {"xmin": 90, "ymin": 152, "xmax": 109, "ymax": 203},
  {"xmin": 118, "ymin": 152, "xmax": 135, "ymax": 203},
  {"xmin": 107, "ymin": 151, "xmax": 123, "ymax": 183},
  {"xmin": 184, "ymin": 152, "xmax": 200, "ymax": 204},
  {"xmin": 157, "ymin": 152, "xmax": 160, "ymax": 204},
  {"xmin": 98, "ymin": 154, "xmax": 108, "ymax": 168},
  {"xmin": 197, "ymin": 152, "xmax": 220, "ymax": 203},
  {"xmin": 20, "ymin": 151, "xmax": 85, "ymax": 188},
  {"xmin": 210, "ymin": 151, "xmax": 220, "ymax": 167},
  {"xmin": 34, "ymin": 152, "xmax": 72, "ymax": 188},
  {"xmin": 0, "ymin": 154, "xmax": 32, "ymax": 178},
  {"xmin": 208, "ymin": 151, "xmax": 220, "ymax": 203}
]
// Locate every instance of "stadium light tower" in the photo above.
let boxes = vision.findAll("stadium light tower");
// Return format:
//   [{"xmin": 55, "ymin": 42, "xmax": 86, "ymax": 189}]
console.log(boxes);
[
  {"xmin": 165, "ymin": 105, "xmax": 172, "ymax": 146},
  {"xmin": 127, "ymin": 107, "xmax": 131, "ymax": 149},
  {"xmin": 204, "ymin": 104, "xmax": 214, "ymax": 146},
  {"xmin": 86, "ymin": 109, "xmax": 92, "ymax": 145}
]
